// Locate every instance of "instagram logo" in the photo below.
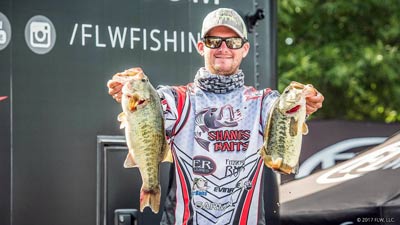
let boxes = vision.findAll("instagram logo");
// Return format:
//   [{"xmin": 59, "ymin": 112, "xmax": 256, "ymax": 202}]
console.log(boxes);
[
  {"xmin": 30, "ymin": 22, "xmax": 51, "ymax": 48},
  {"xmin": 0, "ymin": 21, "xmax": 7, "ymax": 44},
  {"xmin": 25, "ymin": 15, "xmax": 56, "ymax": 54}
]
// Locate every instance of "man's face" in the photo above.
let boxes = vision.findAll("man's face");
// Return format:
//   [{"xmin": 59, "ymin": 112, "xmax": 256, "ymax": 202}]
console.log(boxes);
[{"xmin": 197, "ymin": 26, "xmax": 250, "ymax": 76}]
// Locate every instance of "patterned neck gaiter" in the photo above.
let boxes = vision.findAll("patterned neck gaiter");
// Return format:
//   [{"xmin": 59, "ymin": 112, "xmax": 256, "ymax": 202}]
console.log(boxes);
[{"xmin": 194, "ymin": 68, "xmax": 245, "ymax": 94}]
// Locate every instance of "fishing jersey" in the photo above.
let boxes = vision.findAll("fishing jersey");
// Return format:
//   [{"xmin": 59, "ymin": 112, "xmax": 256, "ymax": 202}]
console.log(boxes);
[{"xmin": 157, "ymin": 83, "xmax": 279, "ymax": 225}]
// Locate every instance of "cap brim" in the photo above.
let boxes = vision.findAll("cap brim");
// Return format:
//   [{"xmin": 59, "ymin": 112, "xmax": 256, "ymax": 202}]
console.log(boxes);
[{"xmin": 202, "ymin": 24, "xmax": 246, "ymax": 39}]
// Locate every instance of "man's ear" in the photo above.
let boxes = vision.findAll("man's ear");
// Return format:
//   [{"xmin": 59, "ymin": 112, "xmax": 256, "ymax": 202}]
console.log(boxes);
[
  {"xmin": 197, "ymin": 41, "xmax": 205, "ymax": 56},
  {"xmin": 241, "ymin": 42, "xmax": 250, "ymax": 58}
]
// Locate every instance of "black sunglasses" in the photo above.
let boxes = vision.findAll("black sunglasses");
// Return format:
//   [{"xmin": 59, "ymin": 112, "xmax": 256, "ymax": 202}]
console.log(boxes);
[{"xmin": 202, "ymin": 36, "xmax": 248, "ymax": 49}]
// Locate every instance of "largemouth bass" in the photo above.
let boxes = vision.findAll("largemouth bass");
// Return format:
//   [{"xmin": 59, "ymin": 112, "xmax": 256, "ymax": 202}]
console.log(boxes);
[
  {"xmin": 261, "ymin": 81, "xmax": 316, "ymax": 174},
  {"xmin": 115, "ymin": 68, "xmax": 172, "ymax": 213}
]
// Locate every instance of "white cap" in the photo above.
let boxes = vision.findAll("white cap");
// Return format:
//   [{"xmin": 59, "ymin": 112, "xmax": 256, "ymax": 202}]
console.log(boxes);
[{"xmin": 201, "ymin": 8, "xmax": 248, "ymax": 40}]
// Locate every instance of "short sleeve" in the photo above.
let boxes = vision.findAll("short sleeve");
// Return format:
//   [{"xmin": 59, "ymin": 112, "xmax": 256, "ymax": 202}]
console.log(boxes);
[
  {"xmin": 157, "ymin": 85, "xmax": 179, "ymax": 138},
  {"xmin": 260, "ymin": 89, "xmax": 280, "ymax": 131}
]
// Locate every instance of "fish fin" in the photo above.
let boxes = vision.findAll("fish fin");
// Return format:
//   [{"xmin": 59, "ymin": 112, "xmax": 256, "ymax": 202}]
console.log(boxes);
[
  {"xmin": 117, "ymin": 112, "xmax": 126, "ymax": 129},
  {"xmin": 199, "ymin": 125, "xmax": 209, "ymax": 133},
  {"xmin": 290, "ymin": 81, "xmax": 305, "ymax": 89},
  {"xmin": 264, "ymin": 155, "xmax": 283, "ymax": 170},
  {"xmin": 140, "ymin": 185, "xmax": 161, "ymax": 213},
  {"xmin": 302, "ymin": 123, "xmax": 309, "ymax": 135},
  {"xmin": 215, "ymin": 120, "xmax": 237, "ymax": 127},
  {"xmin": 260, "ymin": 146, "xmax": 265, "ymax": 157},
  {"xmin": 260, "ymin": 146, "xmax": 268, "ymax": 164},
  {"xmin": 161, "ymin": 143, "xmax": 173, "ymax": 163},
  {"xmin": 195, "ymin": 137, "xmax": 210, "ymax": 151},
  {"xmin": 289, "ymin": 117, "xmax": 298, "ymax": 136},
  {"xmin": 123, "ymin": 152, "xmax": 138, "ymax": 168},
  {"xmin": 292, "ymin": 163, "xmax": 300, "ymax": 174}
]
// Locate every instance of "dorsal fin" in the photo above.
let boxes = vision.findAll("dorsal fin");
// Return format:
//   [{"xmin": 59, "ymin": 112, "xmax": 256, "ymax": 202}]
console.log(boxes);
[
  {"xmin": 302, "ymin": 123, "xmax": 309, "ymax": 135},
  {"xmin": 123, "ymin": 152, "xmax": 138, "ymax": 168}
]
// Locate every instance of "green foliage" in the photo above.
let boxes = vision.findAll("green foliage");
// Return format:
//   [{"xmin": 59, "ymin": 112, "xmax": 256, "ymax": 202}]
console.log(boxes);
[{"xmin": 278, "ymin": 0, "xmax": 400, "ymax": 122}]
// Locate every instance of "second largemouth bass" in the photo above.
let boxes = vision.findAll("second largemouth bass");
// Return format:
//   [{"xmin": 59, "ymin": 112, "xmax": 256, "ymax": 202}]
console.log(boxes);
[{"xmin": 261, "ymin": 81, "xmax": 315, "ymax": 174}]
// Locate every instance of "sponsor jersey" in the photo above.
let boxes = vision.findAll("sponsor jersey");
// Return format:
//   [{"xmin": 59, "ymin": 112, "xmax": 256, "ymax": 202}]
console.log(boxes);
[{"xmin": 157, "ymin": 83, "xmax": 279, "ymax": 225}]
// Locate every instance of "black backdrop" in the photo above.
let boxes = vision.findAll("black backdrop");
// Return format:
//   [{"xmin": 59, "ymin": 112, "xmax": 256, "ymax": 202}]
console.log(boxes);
[
  {"xmin": 0, "ymin": 1, "xmax": 277, "ymax": 225},
  {"xmin": 280, "ymin": 131, "xmax": 400, "ymax": 225}
]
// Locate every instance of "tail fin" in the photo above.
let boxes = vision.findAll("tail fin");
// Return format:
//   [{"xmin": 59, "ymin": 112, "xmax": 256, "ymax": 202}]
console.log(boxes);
[
  {"xmin": 140, "ymin": 185, "xmax": 161, "ymax": 213},
  {"xmin": 161, "ymin": 142, "xmax": 173, "ymax": 163}
]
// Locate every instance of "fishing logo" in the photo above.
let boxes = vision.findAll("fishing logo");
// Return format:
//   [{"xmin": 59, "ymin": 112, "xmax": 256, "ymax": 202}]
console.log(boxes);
[
  {"xmin": 192, "ymin": 177, "xmax": 209, "ymax": 197},
  {"xmin": 225, "ymin": 159, "xmax": 246, "ymax": 177},
  {"xmin": 195, "ymin": 104, "xmax": 250, "ymax": 152},
  {"xmin": 235, "ymin": 180, "xmax": 252, "ymax": 191},
  {"xmin": 193, "ymin": 155, "xmax": 216, "ymax": 175},
  {"xmin": 209, "ymin": 179, "xmax": 253, "ymax": 209},
  {"xmin": 194, "ymin": 201, "xmax": 232, "ymax": 211}
]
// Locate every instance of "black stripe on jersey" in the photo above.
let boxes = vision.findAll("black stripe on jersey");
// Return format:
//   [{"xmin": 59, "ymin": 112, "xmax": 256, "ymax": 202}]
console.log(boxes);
[
  {"xmin": 232, "ymin": 158, "xmax": 263, "ymax": 224},
  {"xmin": 174, "ymin": 142, "xmax": 194, "ymax": 225}
]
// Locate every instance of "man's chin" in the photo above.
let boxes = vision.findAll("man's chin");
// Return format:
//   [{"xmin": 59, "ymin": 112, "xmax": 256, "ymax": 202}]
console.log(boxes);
[{"xmin": 213, "ymin": 65, "xmax": 236, "ymax": 75}]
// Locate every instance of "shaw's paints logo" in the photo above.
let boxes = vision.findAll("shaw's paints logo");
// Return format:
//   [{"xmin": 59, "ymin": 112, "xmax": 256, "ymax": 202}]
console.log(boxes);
[{"xmin": 195, "ymin": 105, "xmax": 250, "ymax": 152}]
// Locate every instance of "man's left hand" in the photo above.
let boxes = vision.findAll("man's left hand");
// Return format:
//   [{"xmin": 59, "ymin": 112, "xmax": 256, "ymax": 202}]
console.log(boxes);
[{"xmin": 305, "ymin": 88, "xmax": 324, "ymax": 116}]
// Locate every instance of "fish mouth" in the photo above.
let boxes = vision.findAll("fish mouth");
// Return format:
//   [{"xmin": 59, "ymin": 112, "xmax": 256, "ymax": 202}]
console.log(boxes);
[
  {"xmin": 137, "ymin": 99, "xmax": 146, "ymax": 105},
  {"xmin": 128, "ymin": 95, "xmax": 149, "ymax": 112},
  {"xmin": 286, "ymin": 105, "xmax": 301, "ymax": 114},
  {"xmin": 136, "ymin": 98, "xmax": 148, "ymax": 108}
]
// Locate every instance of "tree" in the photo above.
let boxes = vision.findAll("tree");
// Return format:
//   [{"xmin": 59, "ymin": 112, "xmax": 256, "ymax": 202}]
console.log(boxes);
[{"xmin": 278, "ymin": 0, "xmax": 400, "ymax": 122}]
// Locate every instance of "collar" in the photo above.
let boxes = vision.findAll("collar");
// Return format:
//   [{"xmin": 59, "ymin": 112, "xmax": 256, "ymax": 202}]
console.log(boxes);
[{"xmin": 194, "ymin": 67, "xmax": 245, "ymax": 94}]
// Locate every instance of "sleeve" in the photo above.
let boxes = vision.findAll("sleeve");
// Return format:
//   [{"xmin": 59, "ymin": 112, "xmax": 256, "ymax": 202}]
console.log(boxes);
[
  {"xmin": 157, "ymin": 85, "xmax": 179, "ymax": 139},
  {"xmin": 260, "ymin": 89, "xmax": 280, "ymax": 132}
]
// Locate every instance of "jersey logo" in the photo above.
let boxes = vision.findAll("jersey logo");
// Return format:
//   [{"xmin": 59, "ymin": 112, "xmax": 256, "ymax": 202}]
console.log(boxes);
[
  {"xmin": 192, "ymin": 177, "xmax": 210, "ymax": 197},
  {"xmin": 195, "ymin": 105, "xmax": 250, "ymax": 152},
  {"xmin": 193, "ymin": 155, "xmax": 216, "ymax": 175}
]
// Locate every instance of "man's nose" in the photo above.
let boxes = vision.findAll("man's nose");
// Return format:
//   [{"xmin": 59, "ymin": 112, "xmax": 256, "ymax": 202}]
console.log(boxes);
[{"xmin": 218, "ymin": 40, "xmax": 229, "ymax": 50}]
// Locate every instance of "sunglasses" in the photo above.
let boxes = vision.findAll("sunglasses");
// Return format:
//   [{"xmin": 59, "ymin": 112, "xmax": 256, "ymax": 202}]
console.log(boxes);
[{"xmin": 202, "ymin": 36, "xmax": 248, "ymax": 49}]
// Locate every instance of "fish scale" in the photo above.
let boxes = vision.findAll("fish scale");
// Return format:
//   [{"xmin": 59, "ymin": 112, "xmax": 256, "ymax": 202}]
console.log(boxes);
[{"xmin": 127, "ymin": 96, "xmax": 165, "ymax": 191}]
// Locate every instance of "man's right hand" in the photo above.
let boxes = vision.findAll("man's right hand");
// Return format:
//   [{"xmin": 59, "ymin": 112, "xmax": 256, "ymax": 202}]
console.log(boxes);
[
  {"xmin": 107, "ymin": 79, "xmax": 123, "ymax": 103},
  {"xmin": 107, "ymin": 67, "xmax": 144, "ymax": 103}
]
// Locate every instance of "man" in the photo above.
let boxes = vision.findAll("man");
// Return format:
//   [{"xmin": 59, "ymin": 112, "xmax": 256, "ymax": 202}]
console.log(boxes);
[{"xmin": 107, "ymin": 8, "xmax": 324, "ymax": 225}]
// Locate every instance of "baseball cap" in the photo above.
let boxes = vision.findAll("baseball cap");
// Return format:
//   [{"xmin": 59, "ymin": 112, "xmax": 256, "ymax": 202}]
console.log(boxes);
[{"xmin": 201, "ymin": 8, "xmax": 248, "ymax": 40}]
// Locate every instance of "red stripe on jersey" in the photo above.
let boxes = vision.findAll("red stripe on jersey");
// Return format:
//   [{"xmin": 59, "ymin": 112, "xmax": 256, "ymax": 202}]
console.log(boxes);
[
  {"xmin": 171, "ymin": 86, "xmax": 189, "ymax": 136},
  {"xmin": 174, "ymin": 86, "xmax": 187, "ymax": 124},
  {"xmin": 239, "ymin": 159, "xmax": 263, "ymax": 225},
  {"xmin": 263, "ymin": 88, "xmax": 272, "ymax": 97},
  {"xmin": 172, "ymin": 151, "xmax": 190, "ymax": 225}
]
